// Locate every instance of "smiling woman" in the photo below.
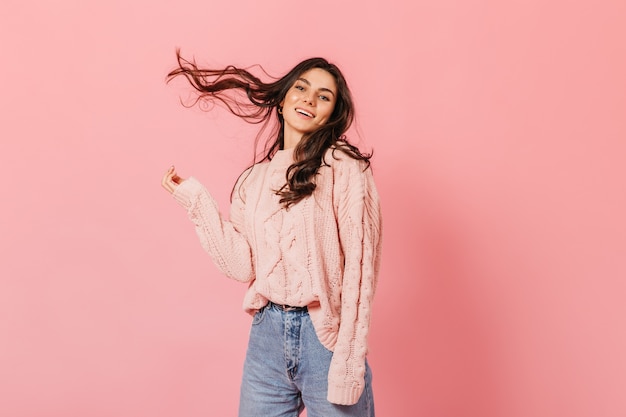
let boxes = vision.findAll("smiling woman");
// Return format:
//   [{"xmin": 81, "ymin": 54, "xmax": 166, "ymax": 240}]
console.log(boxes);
[
  {"xmin": 280, "ymin": 68, "xmax": 337, "ymax": 148},
  {"xmin": 277, "ymin": 69, "xmax": 334, "ymax": 136},
  {"xmin": 161, "ymin": 51, "xmax": 382, "ymax": 417}
]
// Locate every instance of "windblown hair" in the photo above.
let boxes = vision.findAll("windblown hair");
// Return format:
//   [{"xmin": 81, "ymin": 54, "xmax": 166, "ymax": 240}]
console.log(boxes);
[{"xmin": 166, "ymin": 49, "xmax": 371, "ymax": 207}]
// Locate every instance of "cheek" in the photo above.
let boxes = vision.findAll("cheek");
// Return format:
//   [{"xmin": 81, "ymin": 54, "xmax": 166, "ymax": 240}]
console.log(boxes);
[
  {"xmin": 286, "ymin": 91, "xmax": 300, "ymax": 104},
  {"xmin": 319, "ymin": 104, "xmax": 335, "ymax": 123}
]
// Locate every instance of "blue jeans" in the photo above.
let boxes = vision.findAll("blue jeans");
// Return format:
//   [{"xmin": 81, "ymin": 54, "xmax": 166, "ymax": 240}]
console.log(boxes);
[{"xmin": 238, "ymin": 302, "xmax": 375, "ymax": 417}]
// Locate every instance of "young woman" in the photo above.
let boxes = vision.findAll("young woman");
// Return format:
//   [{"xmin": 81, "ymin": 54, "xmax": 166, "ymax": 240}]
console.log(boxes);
[{"xmin": 161, "ymin": 51, "xmax": 382, "ymax": 417}]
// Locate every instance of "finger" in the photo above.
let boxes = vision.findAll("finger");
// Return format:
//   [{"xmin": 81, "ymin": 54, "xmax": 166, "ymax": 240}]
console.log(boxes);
[
  {"xmin": 161, "ymin": 168, "xmax": 177, "ymax": 193},
  {"xmin": 161, "ymin": 171, "xmax": 172, "ymax": 188},
  {"xmin": 161, "ymin": 179, "xmax": 174, "ymax": 194}
]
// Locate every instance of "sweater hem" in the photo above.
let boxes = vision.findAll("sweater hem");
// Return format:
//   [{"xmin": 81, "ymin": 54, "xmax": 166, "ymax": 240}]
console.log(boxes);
[{"xmin": 327, "ymin": 384, "xmax": 363, "ymax": 406}]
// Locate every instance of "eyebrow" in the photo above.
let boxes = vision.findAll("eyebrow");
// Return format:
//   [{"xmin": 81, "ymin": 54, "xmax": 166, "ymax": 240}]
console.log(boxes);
[{"xmin": 297, "ymin": 77, "xmax": 336, "ymax": 97}]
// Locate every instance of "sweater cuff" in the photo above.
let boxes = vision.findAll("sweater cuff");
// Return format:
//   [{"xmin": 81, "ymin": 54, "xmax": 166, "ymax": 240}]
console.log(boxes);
[
  {"xmin": 327, "ymin": 383, "xmax": 364, "ymax": 406},
  {"xmin": 172, "ymin": 177, "xmax": 202, "ymax": 209}
]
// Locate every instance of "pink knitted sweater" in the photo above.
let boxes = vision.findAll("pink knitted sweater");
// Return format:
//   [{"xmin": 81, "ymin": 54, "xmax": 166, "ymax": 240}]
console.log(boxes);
[{"xmin": 172, "ymin": 146, "xmax": 382, "ymax": 405}]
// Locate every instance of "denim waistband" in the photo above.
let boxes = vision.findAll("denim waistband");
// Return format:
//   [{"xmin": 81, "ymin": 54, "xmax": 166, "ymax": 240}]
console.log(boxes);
[{"xmin": 266, "ymin": 301, "xmax": 308, "ymax": 313}]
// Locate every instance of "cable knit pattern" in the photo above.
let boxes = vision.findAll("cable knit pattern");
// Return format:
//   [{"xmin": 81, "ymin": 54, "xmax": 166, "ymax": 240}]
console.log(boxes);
[{"xmin": 172, "ymin": 146, "xmax": 382, "ymax": 405}]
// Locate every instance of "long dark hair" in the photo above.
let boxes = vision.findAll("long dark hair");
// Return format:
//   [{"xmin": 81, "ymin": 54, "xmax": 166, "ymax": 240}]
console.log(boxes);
[{"xmin": 166, "ymin": 49, "xmax": 371, "ymax": 207}]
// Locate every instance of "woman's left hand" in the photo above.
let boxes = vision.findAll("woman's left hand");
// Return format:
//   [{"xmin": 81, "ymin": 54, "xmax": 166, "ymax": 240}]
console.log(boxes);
[{"xmin": 161, "ymin": 165, "xmax": 186, "ymax": 194}]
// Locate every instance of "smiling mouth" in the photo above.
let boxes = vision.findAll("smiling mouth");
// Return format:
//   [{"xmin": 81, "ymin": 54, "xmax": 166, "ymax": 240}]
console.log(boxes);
[{"xmin": 296, "ymin": 108, "xmax": 314, "ymax": 118}]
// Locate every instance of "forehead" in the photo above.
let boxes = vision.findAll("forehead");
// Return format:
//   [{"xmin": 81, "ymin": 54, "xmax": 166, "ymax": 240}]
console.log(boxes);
[{"xmin": 298, "ymin": 68, "xmax": 337, "ymax": 91}]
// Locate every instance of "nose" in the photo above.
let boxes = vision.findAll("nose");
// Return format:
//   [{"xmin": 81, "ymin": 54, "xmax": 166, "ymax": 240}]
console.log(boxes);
[{"xmin": 303, "ymin": 92, "xmax": 315, "ymax": 105}]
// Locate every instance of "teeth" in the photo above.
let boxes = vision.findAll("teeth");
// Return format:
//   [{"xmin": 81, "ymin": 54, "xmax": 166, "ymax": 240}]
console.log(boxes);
[{"xmin": 296, "ymin": 109, "xmax": 314, "ymax": 117}]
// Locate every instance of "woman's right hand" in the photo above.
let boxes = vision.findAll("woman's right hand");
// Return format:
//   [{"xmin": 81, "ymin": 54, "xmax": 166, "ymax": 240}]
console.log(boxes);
[{"xmin": 161, "ymin": 166, "xmax": 186, "ymax": 194}]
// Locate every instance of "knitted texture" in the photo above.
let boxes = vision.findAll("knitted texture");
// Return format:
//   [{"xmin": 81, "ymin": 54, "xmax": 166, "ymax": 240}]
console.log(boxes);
[{"xmin": 172, "ymin": 146, "xmax": 382, "ymax": 405}]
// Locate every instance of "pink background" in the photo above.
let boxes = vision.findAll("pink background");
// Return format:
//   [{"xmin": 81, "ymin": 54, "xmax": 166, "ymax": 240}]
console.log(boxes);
[{"xmin": 1, "ymin": 0, "xmax": 625, "ymax": 416}]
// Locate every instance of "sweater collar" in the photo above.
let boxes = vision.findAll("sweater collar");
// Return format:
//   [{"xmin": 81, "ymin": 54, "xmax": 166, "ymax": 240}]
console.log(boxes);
[{"xmin": 271, "ymin": 147, "xmax": 295, "ymax": 167}]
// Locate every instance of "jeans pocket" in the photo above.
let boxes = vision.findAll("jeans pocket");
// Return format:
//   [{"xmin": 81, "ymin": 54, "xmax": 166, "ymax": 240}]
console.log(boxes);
[{"xmin": 252, "ymin": 306, "xmax": 267, "ymax": 326}]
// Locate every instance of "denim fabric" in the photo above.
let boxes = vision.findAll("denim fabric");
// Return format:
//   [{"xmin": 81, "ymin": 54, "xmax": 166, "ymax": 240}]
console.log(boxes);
[{"xmin": 238, "ymin": 303, "xmax": 375, "ymax": 417}]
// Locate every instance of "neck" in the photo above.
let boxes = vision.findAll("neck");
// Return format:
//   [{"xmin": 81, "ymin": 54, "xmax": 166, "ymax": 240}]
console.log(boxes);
[
  {"xmin": 283, "ymin": 130, "xmax": 303, "ymax": 150},
  {"xmin": 283, "ymin": 137, "xmax": 301, "ymax": 150}
]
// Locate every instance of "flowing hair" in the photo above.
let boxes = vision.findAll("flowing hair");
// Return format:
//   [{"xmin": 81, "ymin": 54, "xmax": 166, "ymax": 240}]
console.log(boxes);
[{"xmin": 166, "ymin": 49, "xmax": 371, "ymax": 207}]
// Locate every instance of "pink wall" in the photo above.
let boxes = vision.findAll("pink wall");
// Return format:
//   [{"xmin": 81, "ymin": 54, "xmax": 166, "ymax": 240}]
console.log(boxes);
[{"xmin": 1, "ymin": 0, "xmax": 625, "ymax": 416}]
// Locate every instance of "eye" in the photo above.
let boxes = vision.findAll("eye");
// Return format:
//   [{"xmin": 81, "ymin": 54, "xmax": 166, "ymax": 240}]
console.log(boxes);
[
  {"xmin": 295, "ymin": 85, "xmax": 305, "ymax": 91},
  {"xmin": 319, "ymin": 95, "xmax": 330, "ymax": 102}
]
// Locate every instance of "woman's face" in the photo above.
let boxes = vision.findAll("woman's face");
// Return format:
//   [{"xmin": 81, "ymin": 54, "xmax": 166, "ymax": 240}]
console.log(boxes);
[{"xmin": 280, "ymin": 68, "xmax": 337, "ymax": 144}]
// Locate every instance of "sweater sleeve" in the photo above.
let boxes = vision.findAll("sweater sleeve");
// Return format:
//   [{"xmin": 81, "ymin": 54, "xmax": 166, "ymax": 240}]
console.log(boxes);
[
  {"xmin": 172, "ymin": 176, "xmax": 255, "ymax": 283},
  {"xmin": 326, "ymin": 157, "xmax": 383, "ymax": 405}
]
